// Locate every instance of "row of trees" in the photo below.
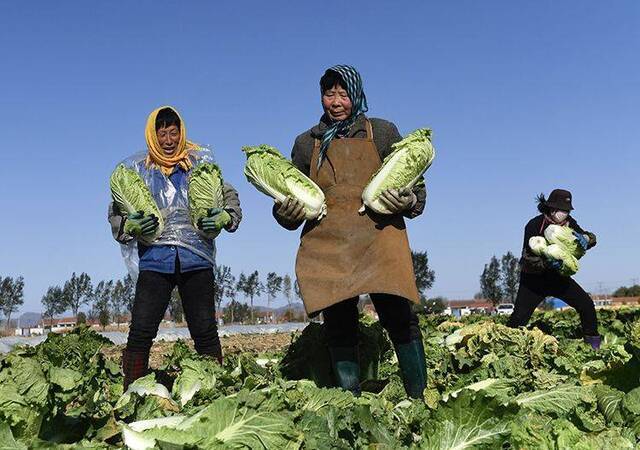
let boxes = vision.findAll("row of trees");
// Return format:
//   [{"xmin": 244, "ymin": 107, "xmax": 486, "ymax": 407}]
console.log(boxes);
[
  {"xmin": 34, "ymin": 268, "xmax": 304, "ymax": 327},
  {"xmin": 215, "ymin": 267, "xmax": 301, "ymax": 323},
  {"xmin": 613, "ymin": 285, "xmax": 640, "ymax": 298},
  {"xmin": 5, "ymin": 249, "xmax": 439, "ymax": 327},
  {"xmin": 41, "ymin": 272, "xmax": 135, "ymax": 329},
  {"xmin": 478, "ymin": 252, "xmax": 520, "ymax": 305}
]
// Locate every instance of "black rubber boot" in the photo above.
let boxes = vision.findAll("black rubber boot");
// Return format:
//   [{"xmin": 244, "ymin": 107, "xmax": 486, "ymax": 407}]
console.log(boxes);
[
  {"xmin": 329, "ymin": 346, "xmax": 361, "ymax": 396},
  {"xmin": 122, "ymin": 348, "xmax": 150, "ymax": 391},
  {"xmin": 394, "ymin": 339, "xmax": 427, "ymax": 399},
  {"xmin": 584, "ymin": 335, "xmax": 601, "ymax": 350}
]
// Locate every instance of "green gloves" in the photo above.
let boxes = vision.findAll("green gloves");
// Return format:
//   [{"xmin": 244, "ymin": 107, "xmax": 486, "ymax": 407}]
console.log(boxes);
[
  {"xmin": 124, "ymin": 211, "xmax": 159, "ymax": 237},
  {"xmin": 198, "ymin": 208, "xmax": 232, "ymax": 234}
]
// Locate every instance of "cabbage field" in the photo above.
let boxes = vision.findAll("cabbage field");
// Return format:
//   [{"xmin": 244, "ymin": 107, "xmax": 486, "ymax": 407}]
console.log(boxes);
[{"xmin": 3, "ymin": 309, "xmax": 640, "ymax": 449}]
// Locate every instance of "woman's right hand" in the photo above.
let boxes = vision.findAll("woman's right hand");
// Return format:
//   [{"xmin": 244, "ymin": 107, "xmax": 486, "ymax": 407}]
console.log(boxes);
[{"xmin": 275, "ymin": 197, "xmax": 306, "ymax": 224}]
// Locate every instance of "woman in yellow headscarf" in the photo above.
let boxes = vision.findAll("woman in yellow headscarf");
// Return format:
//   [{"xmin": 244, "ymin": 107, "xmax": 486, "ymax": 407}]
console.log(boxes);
[
  {"xmin": 144, "ymin": 106, "xmax": 198, "ymax": 176},
  {"xmin": 108, "ymin": 106, "xmax": 243, "ymax": 388}
]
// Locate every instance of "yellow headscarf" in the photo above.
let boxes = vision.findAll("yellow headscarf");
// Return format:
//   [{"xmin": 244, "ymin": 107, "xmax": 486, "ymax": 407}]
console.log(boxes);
[{"xmin": 144, "ymin": 106, "xmax": 198, "ymax": 176}]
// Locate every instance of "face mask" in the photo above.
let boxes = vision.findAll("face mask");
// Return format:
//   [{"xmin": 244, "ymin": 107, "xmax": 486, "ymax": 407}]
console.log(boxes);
[{"xmin": 551, "ymin": 210, "xmax": 569, "ymax": 223}]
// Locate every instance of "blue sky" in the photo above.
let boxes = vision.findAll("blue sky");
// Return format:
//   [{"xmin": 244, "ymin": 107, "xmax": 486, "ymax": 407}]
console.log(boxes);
[{"xmin": 1, "ymin": 1, "xmax": 638, "ymax": 313}]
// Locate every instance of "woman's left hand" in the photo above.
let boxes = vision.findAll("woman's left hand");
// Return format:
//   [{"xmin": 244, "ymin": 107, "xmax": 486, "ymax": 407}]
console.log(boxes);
[
  {"xmin": 379, "ymin": 188, "xmax": 417, "ymax": 214},
  {"xmin": 198, "ymin": 208, "xmax": 231, "ymax": 233},
  {"xmin": 573, "ymin": 231, "xmax": 589, "ymax": 251}
]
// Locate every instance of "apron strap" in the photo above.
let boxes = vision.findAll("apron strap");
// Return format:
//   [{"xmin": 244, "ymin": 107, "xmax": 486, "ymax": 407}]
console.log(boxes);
[
  {"xmin": 366, "ymin": 119, "xmax": 373, "ymax": 140},
  {"xmin": 310, "ymin": 138, "xmax": 320, "ymax": 180}
]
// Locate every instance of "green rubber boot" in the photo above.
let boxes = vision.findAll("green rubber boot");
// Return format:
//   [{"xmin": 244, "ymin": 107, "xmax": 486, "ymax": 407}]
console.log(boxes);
[
  {"xmin": 394, "ymin": 339, "xmax": 427, "ymax": 399},
  {"xmin": 329, "ymin": 346, "xmax": 361, "ymax": 396}
]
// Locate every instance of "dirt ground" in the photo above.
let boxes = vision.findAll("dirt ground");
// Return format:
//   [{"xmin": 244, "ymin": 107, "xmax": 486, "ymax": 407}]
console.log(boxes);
[{"xmin": 102, "ymin": 332, "xmax": 294, "ymax": 368}]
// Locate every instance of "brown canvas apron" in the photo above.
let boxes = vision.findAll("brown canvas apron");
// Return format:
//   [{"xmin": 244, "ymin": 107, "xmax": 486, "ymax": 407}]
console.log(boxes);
[{"xmin": 295, "ymin": 120, "xmax": 420, "ymax": 316}]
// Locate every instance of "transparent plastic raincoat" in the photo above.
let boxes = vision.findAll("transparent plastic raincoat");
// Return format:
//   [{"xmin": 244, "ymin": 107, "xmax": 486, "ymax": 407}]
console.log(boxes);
[{"xmin": 108, "ymin": 147, "xmax": 241, "ymax": 278}]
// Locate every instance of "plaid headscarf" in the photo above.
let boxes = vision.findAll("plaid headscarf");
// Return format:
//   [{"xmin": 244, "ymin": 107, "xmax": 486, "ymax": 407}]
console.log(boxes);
[{"xmin": 318, "ymin": 65, "xmax": 369, "ymax": 167}]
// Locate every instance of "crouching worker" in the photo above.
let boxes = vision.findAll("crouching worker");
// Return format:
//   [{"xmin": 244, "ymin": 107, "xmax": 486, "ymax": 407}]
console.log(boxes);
[
  {"xmin": 274, "ymin": 65, "xmax": 427, "ymax": 398},
  {"xmin": 108, "ymin": 106, "xmax": 242, "ymax": 388},
  {"xmin": 507, "ymin": 189, "xmax": 600, "ymax": 349}
]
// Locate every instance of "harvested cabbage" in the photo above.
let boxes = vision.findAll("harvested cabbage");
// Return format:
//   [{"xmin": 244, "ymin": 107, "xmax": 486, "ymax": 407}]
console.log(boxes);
[
  {"xmin": 544, "ymin": 244, "xmax": 579, "ymax": 277},
  {"xmin": 362, "ymin": 128, "xmax": 435, "ymax": 214},
  {"xmin": 242, "ymin": 145, "xmax": 326, "ymax": 220},
  {"xmin": 545, "ymin": 225, "xmax": 586, "ymax": 259},
  {"xmin": 528, "ymin": 237, "xmax": 548, "ymax": 256},
  {"xmin": 188, "ymin": 162, "xmax": 226, "ymax": 238},
  {"xmin": 110, "ymin": 164, "xmax": 163, "ymax": 243}
]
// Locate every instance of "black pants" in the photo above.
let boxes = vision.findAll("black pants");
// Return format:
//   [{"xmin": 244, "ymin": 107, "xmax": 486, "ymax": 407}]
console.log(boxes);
[
  {"xmin": 322, "ymin": 294, "xmax": 421, "ymax": 347},
  {"xmin": 507, "ymin": 272, "xmax": 598, "ymax": 336},
  {"xmin": 126, "ymin": 267, "xmax": 221, "ymax": 355}
]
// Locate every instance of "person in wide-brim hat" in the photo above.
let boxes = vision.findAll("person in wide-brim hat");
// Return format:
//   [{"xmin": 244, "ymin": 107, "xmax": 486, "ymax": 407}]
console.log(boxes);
[
  {"xmin": 543, "ymin": 188, "xmax": 574, "ymax": 211},
  {"xmin": 507, "ymin": 188, "xmax": 600, "ymax": 349}
]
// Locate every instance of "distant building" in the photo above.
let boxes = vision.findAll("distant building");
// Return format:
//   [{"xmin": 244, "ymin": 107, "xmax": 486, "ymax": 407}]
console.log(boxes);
[
  {"xmin": 592, "ymin": 295, "xmax": 640, "ymax": 307},
  {"xmin": 38, "ymin": 317, "xmax": 77, "ymax": 333},
  {"xmin": 14, "ymin": 327, "xmax": 42, "ymax": 336},
  {"xmin": 547, "ymin": 294, "xmax": 639, "ymax": 310},
  {"xmin": 446, "ymin": 299, "xmax": 495, "ymax": 317}
]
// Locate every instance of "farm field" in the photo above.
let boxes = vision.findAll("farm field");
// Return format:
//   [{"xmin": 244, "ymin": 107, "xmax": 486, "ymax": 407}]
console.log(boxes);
[{"xmin": 2, "ymin": 308, "xmax": 640, "ymax": 449}]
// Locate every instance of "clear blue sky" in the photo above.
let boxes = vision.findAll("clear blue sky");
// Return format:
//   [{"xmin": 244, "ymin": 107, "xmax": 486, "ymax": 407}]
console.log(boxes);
[{"xmin": 1, "ymin": 1, "xmax": 638, "ymax": 313}]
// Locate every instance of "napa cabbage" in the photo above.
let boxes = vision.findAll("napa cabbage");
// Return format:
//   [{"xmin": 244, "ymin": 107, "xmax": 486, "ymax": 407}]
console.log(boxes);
[
  {"xmin": 545, "ymin": 225, "xmax": 586, "ymax": 259},
  {"xmin": 361, "ymin": 128, "xmax": 435, "ymax": 214},
  {"xmin": 242, "ymin": 145, "xmax": 326, "ymax": 220},
  {"xmin": 544, "ymin": 244, "xmax": 579, "ymax": 277},
  {"xmin": 529, "ymin": 236, "xmax": 548, "ymax": 256},
  {"xmin": 187, "ymin": 162, "xmax": 226, "ymax": 238},
  {"xmin": 110, "ymin": 164, "xmax": 164, "ymax": 243}
]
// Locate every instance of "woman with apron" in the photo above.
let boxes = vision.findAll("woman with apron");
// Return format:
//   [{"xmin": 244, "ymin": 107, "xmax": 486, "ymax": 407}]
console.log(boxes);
[
  {"xmin": 274, "ymin": 65, "xmax": 428, "ymax": 398},
  {"xmin": 507, "ymin": 189, "xmax": 600, "ymax": 349}
]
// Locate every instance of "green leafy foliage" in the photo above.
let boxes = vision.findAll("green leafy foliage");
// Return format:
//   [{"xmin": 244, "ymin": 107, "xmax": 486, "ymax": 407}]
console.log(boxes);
[{"xmin": 2, "ymin": 309, "xmax": 640, "ymax": 448}]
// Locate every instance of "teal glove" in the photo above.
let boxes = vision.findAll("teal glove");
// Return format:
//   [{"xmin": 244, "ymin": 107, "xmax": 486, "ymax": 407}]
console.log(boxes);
[
  {"xmin": 198, "ymin": 208, "xmax": 231, "ymax": 234},
  {"xmin": 124, "ymin": 211, "xmax": 159, "ymax": 237}
]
